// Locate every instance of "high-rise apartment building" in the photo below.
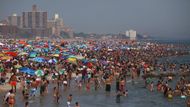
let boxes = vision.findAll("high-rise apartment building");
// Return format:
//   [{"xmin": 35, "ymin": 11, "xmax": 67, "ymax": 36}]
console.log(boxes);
[
  {"xmin": 47, "ymin": 14, "xmax": 64, "ymax": 37},
  {"xmin": 8, "ymin": 13, "xmax": 22, "ymax": 28},
  {"xmin": 126, "ymin": 29, "xmax": 137, "ymax": 40},
  {"xmin": 21, "ymin": 5, "xmax": 49, "ymax": 37},
  {"xmin": 22, "ymin": 5, "xmax": 47, "ymax": 29}
]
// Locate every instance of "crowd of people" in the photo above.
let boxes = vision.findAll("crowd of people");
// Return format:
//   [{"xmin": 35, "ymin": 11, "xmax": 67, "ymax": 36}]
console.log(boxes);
[{"xmin": 0, "ymin": 39, "xmax": 190, "ymax": 107}]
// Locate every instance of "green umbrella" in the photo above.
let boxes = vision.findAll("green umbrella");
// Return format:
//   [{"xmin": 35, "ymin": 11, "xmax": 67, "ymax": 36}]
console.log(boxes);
[
  {"xmin": 59, "ymin": 69, "xmax": 65, "ymax": 75},
  {"xmin": 0, "ymin": 67, "xmax": 4, "ymax": 72},
  {"xmin": 35, "ymin": 70, "xmax": 44, "ymax": 77}
]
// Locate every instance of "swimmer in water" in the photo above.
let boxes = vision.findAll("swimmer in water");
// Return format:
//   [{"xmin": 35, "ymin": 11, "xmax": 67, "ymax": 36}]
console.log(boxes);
[
  {"xmin": 75, "ymin": 102, "xmax": 80, "ymax": 107},
  {"xmin": 150, "ymin": 81, "xmax": 154, "ymax": 92}
]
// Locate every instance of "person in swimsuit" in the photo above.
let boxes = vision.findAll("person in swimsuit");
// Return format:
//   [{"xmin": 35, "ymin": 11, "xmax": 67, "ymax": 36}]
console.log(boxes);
[
  {"xmin": 25, "ymin": 102, "xmax": 29, "ymax": 107},
  {"xmin": 187, "ymin": 98, "xmax": 190, "ymax": 107},
  {"xmin": 105, "ymin": 77, "xmax": 111, "ymax": 92},
  {"xmin": 67, "ymin": 94, "xmax": 73, "ymax": 107},
  {"xmin": 9, "ymin": 73, "xmax": 17, "ymax": 92},
  {"xmin": 8, "ymin": 90, "xmax": 15, "ymax": 107}
]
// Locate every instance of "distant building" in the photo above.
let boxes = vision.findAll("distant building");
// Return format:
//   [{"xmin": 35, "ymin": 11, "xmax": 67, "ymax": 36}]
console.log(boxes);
[
  {"xmin": 22, "ymin": 5, "xmax": 49, "ymax": 37},
  {"xmin": 126, "ymin": 29, "xmax": 136, "ymax": 40},
  {"xmin": 0, "ymin": 20, "xmax": 9, "ymax": 26},
  {"xmin": 8, "ymin": 13, "xmax": 22, "ymax": 28},
  {"xmin": 64, "ymin": 27, "xmax": 74, "ymax": 38},
  {"xmin": 47, "ymin": 14, "xmax": 64, "ymax": 38},
  {"xmin": 0, "ymin": 25, "xmax": 20, "ymax": 38}
]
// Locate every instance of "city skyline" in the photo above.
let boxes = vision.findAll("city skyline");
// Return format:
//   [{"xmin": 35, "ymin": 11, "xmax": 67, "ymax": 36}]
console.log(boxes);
[{"xmin": 0, "ymin": 0, "xmax": 190, "ymax": 40}]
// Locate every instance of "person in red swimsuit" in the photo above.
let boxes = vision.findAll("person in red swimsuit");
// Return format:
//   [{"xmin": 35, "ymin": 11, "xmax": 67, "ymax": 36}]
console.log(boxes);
[{"xmin": 9, "ymin": 73, "xmax": 17, "ymax": 92}]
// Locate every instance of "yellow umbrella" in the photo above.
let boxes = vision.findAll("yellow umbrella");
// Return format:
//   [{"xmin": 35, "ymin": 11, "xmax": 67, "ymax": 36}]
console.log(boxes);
[
  {"xmin": 0, "ymin": 53, "xmax": 5, "ymax": 57},
  {"xmin": 52, "ymin": 54, "xmax": 59, "ymax": 57},
  {"xmin": 0, "ymin": 56, "xmax": 12, "ymax": 60},
  {"xmin": 67, "ymin": 57, "xmax": 77, "ymax": 63}
]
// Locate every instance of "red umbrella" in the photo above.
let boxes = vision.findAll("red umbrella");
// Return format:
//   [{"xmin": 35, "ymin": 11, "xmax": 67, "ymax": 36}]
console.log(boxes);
[
  {"xmin": 35, "ymin": 45, "xmax": 42, "ymax": 48},
  {"xmin": 87, "ymin": 62, "xmax": 93, "ymax": 68},
  {"xmin": 2, "ymin": 47, "xmax": 10, "ymax": 51},
  {"xmin": 19, "ymin": 40, "xmax": 27, "ymax": 45},
  {"xmin": 5, "ymin": 52, "xmax": 18, "ymax": 57},
  {"xmin": 44, "ymin": 45, "xmax": 49, "ymax": 48}
]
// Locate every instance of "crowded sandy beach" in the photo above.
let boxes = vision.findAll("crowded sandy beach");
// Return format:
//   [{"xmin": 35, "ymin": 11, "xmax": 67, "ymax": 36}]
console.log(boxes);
[{"xmin": 0, "ymin": 39, "xmax": 190, "ymax": 107}]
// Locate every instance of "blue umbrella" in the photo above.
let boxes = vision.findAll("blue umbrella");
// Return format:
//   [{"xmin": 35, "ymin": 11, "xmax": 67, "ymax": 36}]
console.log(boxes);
[
  {"xmin": 19, "ymin": 67, "xmax": 35, "ymax": 75},
  {"xmin": 29, "ymin": 52, "xmax": 37, "ymax": 58},
  {"xmin": 82, "ymin": 59, "xmax": 88, "ymax": 64},
  {"xmin": 31, "ymin": 57, "xmax": 46, "ymax": 63},
  {"xmin": 48, "ymin": 59, "xmax": 57, "ymax": 63}
]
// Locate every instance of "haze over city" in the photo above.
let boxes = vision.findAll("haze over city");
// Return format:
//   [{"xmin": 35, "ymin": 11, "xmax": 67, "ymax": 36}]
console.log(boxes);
[{"xmin": 0, "ymin": 0, "xmax": 190, "ymax": 40}]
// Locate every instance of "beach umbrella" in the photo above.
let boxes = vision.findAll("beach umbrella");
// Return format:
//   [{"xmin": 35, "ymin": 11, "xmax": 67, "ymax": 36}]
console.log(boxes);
[
  {"xmin": 90, "ymin": 59, "xmax": 98, "ymax": 62},
  {"xmin": 0, "ymin": 67, "xmax": 4, "ymax": 72},
  {"xmin": 0, "ymin": 42, "xmax": 5, "ymax": 46},
  {"xmin": 63, "ymin": 49, "xmax": 70, "ymax": 52},
  {"xmin": 14, "ymin": 64, "xmax": 22, "ymax": 69},
  {"xmin": 18, "ymin": 40, "xmax": 27, "ymax": 45},
  {"xmin": 59, "ymin": 69, "xmax": 65, "ymax": 75},
  {"xmin": 75, "ymin": 55, "xmax": 85, "ymax": 60},
  {"xmin": 19, "ymin": 67, "xmax": 35, "ymax": 75},
  {"xmin": 67, "ymin": 55, "xmax": 76, "ymax": 59},
  {"xmin": 67, "ymin": 57, "xmax": 77, "ymax": 64},
  {"xmin": 48, "ymin": 59, "xmax": 57, "ymax": 63},
  {"xmin": 18, "ymin": 52, "xmax": 28, "ymax": 56},
  {"xmin": 63, "ymin": 52, "xmax": 71, "ymax": 55},
  {"xmin": 55, "ymin": 50, "xmax": 60, "ymax": 54},
  {"xmin": 82, "ymin": 59, "xmax": 88, "ymax": 64},
  {"xmin": 25, "ymin": 45, "xmax": 32, "ymax": 48},
  {"xmin": 87, "ymin": 62, "xmax": 93, "ymax": 68},
  {"xmin": 34, "ymin": 48, "xmax": 41, "ymax": 52},
  {"xmin": 0, "ymin": 53, "xmax": 5, "ymax": 57},
  {"xmin": 2, "ymin": 47, "xmax": 10, "ymax": 51},
  {"xmin": 5, "ymin": 52, "xmax": 18, "ymax": 57},
  {"xmin": 31, "ymin": 57, "xmax": 46, "ymax": 63},
  {"xmin": 35, "ymin": 70, "xmax": 44, "ymax": 77},
  {"xmin": 29, "ymin": 52, "xmax": 37, "ymax": 58},
  {"xmin": 52, "ymin": 54, "xmax": 59, "ymax": 57},
  {"xmin": 0, "ymin": 56, "xmax": 12, "ymax": 60},
  {"xmin": 101, "ymin": 60, "xmax": 108, "ymax": 65}
]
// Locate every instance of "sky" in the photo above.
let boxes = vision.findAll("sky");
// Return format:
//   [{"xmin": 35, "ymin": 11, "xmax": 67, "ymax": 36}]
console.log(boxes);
[{"xmin": 0, "ymin": 0, "xmax": 190, "ymax": 40}]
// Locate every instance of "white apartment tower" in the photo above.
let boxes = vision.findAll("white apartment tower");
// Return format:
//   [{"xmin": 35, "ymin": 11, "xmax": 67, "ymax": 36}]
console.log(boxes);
[{"xmin": 126, "ymin": 29, "xmax": 137, "ymax": 40}]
